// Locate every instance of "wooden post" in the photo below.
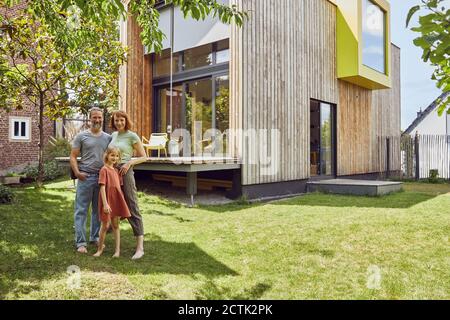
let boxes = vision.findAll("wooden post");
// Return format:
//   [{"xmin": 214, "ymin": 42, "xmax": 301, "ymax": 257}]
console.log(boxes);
[
  {"xmin": 448, "ymin": 135, "xmax": 450, "ymax": 182},
  {"xmin": 62, "ymin": 117, "xmax": 66, "ymax": 139},
  {"xmin": 226, "ymin": 169, "xmax": 242, "ymax": 199},
  {"xmin": 415, "ymin": 133, "xmax": 420, "ymax": 180},
  {"xmin": 186, "ymin": 172, "xmax": 197, "ymax": 207},
  {"xmin": 386, "ymin": 137, "xmax": 391, "ymax": 179}
]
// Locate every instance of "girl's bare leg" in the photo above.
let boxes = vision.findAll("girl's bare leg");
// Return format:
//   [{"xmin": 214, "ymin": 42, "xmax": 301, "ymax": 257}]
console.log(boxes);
[
  {"xmin": 93, "ymin": 222, "xmax": 108, "ymax": 257},
  {"xmin": 111, "ymin": 218, "xmax": 120, "ymax": 258}
]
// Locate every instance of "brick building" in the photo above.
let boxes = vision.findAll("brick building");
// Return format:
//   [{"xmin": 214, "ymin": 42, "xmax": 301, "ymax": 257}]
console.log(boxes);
[
  {"xmin": 0, "ymin": 3, "xmax": 55, "ymax": 175},
  {"xmin": 0, "ymin": 108, "xmax": 54, "ymax": 176}
]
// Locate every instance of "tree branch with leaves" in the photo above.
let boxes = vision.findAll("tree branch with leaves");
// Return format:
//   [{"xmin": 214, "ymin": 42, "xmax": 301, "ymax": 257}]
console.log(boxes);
[
  {"xmin": 407, "ymin": 0, "xmax": 450, "ymax": 115},
  {"xmin": 0, "ymin": 6, "xmax": 127, "ymax": 187},
  {"xmin": 1, "ymin": 0, "xmax": 246, "ymax": 187}
]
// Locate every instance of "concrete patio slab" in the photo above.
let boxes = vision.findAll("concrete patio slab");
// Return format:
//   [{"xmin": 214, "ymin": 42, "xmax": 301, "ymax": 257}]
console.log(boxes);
[{"xmin": 307, "ymin": 179, "xmax": 403, "ymax": 196}]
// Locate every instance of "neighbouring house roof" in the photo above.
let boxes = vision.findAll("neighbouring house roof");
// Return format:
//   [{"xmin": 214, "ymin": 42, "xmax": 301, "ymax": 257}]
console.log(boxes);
[{"xmin": 403, "ymin": 91, "xmax": 450, "ymax": 135}]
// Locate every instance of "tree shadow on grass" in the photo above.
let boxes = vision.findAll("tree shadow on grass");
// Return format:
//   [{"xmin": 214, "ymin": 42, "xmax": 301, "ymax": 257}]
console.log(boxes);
[
  {"xmin": 142, "ymin": 209, "xmax": 193, "ymax": 223},
  {"xmin": 100, "ymin": 232, "xmax": 237, "ymax": 277},
  {"xmin": 140, "ymin": 196, "xmax": 185, "ymax": 210},
  {"xmin": 0, "ymin": 190, "xmax": 237, "ymax": 299},
  {"xmin": 194, "ymin": 279, "xmax": 272, "ymax": 300}
]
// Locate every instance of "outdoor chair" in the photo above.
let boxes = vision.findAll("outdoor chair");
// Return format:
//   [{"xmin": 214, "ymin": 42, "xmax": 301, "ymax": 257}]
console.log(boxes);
[
  {"xmin": 200, "ymin": 133, "xmax": 226, "ymax": 156},
  {"xmin": 142, "ymin": 133, "xmax": 168, "ymax": 158}
]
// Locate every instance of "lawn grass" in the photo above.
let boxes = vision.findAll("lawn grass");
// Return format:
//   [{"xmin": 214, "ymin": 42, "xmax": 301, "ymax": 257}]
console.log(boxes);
[{"xmin": 0, "ymin": 180, "xmax": 449, "ymax": 300}]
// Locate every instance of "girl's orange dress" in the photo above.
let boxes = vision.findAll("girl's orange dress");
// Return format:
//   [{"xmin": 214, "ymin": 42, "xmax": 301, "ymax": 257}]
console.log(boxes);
[{"xmin": 98, "ymin": 166, "xmax": 131, "ymax": 222}]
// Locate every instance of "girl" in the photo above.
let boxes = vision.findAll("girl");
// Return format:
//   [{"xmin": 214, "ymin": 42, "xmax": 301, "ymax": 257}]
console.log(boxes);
[{"xmin": 93, "ymin": 147, "xmax": 131, "ymax": 258}]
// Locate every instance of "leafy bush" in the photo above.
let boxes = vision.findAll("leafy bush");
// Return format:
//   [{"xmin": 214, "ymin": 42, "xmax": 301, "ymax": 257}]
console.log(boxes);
[
  {"xmin": 428, "ymin": 169, "xmax": 439, "ymax": 184},
  {"xmin": 44, "ymin": 137, "xmax": 72, "ymax": 161},
  {"xmin": 0, "ymin": 185, "xmax": 14, "ymax": 204},
  {"xmin": 5, "ymin": 172, "xmax": 21, "ymax": 177},
  {"xmin": 20, "ymin": 137, "xmax": 70, "ymax": 183},
  {"xmin": 22, "ymin": 160, "xmax": 65, "ymax": 182}
]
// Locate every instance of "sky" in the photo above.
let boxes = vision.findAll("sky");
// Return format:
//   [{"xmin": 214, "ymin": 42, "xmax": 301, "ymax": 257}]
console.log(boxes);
[{"xmin": 390, "ymin": 0, "xmax": 448, "ymax": 130}]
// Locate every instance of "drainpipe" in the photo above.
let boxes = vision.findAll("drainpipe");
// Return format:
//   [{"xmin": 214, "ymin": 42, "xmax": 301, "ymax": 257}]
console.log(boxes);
[{"xmin": 169, "ymin": 4, "xmax": 174, "ymax": 136}]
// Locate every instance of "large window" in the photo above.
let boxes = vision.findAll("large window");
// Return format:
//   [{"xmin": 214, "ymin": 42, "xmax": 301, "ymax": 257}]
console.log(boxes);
[
  {"xmin": 216, "ymin": 40, "xmax": 230, "ymax": 64},
  {"xmin": 153, "ymin": 40, "xmax": 230, "ymax": 156},
  {"xmin": 183, "ymin": 44, "xmax": 213, "ymax": 71},
  {"xmin": 154, "ymin": 50, "xmax": 181, "ymax": 78},
  {"xmin": 185, "ymin": 78, "xmax": 213, "ymax": 154},
  {"xmin": 155, "ymin": 75, "xmax": 229, "ymax": 156},
  {"xmin": 215, "ymin": 75, "xmax": 229, "ymax": 133},
  {"xmin": 362, "ymin": 0, "xmax": 386, "ymax": 74},
  {"xmin": 153, "ymin": 39, "xmax": 229, "ymax": 78},
  {"xmin": 157, "ymin": 85, "xmax": 184, "ymax": 133}
]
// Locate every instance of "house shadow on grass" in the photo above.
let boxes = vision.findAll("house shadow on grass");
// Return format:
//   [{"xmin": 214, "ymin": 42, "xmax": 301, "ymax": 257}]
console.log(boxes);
[
  {"xmin": 197, "ymin": 189, "xmax": 440, "ymax": 212},
  {"xmin": 0, "ymin": 190, "xmax": 237, "ymax": 299},
  {"xmin": 270, "ymin": 190, "xmax": 438, "ymax": 209}
]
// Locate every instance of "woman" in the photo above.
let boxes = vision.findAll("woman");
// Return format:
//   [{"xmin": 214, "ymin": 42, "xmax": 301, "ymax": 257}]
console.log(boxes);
[{"xmin": 109, "ymin": 111, "xmax": 147, "ymax": 260}]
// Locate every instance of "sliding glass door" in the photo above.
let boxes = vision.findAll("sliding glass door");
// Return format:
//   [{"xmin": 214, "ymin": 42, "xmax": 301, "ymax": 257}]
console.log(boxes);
[
  {"xmin": 185, "ymin": 78, "xmax": 213, "ymax": 154},
  {"xmin": 155, "ymin": 74, "xmax": 229, "ymax": 156},
  {"xmin": 157, "ymin": 85, "xmax": 184, "ymax": 133}
]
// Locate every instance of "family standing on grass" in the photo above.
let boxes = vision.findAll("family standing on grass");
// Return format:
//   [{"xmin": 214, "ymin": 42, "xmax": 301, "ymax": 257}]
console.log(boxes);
[{"xmin": 70, "ymin": 107, "xmax": 147, "ymax": 260}]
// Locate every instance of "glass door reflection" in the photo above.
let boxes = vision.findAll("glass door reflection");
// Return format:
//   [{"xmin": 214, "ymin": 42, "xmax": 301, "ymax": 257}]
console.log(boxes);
[
  {"xmin": 320, "ymin": 103, "xmax": 333, "ymax": 176},
  {"xmin": 155, "ymin": 75, "xmax": 230, "ymax": 156},
  {"xmin": 184, "ymin": 78, "xmax": 213, "ymax": 155},
  {"xmin": 310, "ymin": 100, "xmax": 335, "ymax": 177},
  {"xmin": 157, "ymin": 85, "xmax": 184, "ymax": 133}
]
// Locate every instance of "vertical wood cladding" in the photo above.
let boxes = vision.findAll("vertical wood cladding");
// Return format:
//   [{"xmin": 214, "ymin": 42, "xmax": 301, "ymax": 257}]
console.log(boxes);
[
  {"xmin": 337, "ymin": 44, "xmax": 401, "ymax": 175},
  {"xmin": 231, "ymin": 0, "xmax": 338, "ymax": 185},
  {"xmin": 125, "ymin": 14, "xmax": 152, "ymax": 139}
]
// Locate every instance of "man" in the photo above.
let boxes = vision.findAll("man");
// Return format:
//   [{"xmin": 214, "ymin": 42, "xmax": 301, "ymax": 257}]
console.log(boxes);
[{"xmin": 70, "ymin": 107, "xmax": 112, "ymax": 253}]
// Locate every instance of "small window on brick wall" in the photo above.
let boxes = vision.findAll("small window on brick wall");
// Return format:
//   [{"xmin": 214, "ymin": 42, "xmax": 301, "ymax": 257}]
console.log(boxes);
[{"xmin": 9, "ymin": 117, "xmax": 31, "ymax": 141}]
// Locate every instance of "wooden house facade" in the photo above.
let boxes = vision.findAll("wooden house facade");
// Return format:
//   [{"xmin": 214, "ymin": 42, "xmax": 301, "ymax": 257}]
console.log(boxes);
[{"xmin": 120, "ymin": 0, "xmax": 401, "ymax": 199}]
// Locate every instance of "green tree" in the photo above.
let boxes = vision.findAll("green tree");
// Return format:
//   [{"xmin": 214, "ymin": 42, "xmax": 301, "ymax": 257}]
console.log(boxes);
[
  {"xmin": 2, "ymin": 0, "xmax": 246, "ymax": 52},
  {"xmin": 0, "ymin": 7, "xmax": 126, "ymax": 187},
  {"xmin": 406, "ymin": 0, "xmax": 450, "ymax": 114},
  {"xmin": 1, "ymin": 0, "xmax": 245, "ymax": 186}
]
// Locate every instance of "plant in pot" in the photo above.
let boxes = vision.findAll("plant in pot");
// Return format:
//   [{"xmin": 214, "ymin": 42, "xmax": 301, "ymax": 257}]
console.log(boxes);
[
  {"xmin": 428, "ymin": 169, "xmax": 439, "ymax": 184},
  {"xmin": 1, "ymin": 172, "xmax": 22, "ymax": 185},
  {"xmin": 0, "ymin": 185, "xmax": 14, "ymax": 204}
]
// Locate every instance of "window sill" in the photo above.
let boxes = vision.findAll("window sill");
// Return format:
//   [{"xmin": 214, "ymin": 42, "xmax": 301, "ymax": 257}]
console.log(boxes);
[{"xmin": 9, "ymin": 138, "xmax": 31, "ymax": 143}]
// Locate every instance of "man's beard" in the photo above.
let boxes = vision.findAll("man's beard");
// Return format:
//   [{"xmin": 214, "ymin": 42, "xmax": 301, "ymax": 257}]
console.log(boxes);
[{"xmin": 91, "ymin": 122, "xmax": 102, "ymax": 130}]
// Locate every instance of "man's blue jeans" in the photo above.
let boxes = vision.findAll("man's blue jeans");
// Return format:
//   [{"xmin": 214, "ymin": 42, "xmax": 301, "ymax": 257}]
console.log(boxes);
[{"xmin": 74, "ymin": 173, "xmax": 101, "ymax": 248}]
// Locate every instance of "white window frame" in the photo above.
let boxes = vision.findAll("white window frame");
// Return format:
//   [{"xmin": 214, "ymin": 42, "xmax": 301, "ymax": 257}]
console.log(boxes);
[{"xmin": 9, "ymin": 116, "xmax": 31, "ymax": 141}]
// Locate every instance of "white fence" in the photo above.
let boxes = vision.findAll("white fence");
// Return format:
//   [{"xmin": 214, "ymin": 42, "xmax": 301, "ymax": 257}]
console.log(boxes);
[{"xmin": 401, "ymin": 135, "xmax": 450, "ymax": 179}]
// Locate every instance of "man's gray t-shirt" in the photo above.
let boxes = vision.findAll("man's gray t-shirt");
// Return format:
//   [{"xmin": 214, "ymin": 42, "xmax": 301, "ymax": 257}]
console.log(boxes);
[{"xmin": 72, "ymin": 130, "xmax": 112, "ymax": 174}]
